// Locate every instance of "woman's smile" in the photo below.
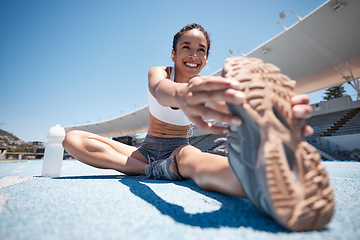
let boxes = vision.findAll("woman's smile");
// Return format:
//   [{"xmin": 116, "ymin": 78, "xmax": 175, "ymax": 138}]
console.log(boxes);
[{"xmin": 173, "ymin": 29, "xmax": 208, "ymax": 77}]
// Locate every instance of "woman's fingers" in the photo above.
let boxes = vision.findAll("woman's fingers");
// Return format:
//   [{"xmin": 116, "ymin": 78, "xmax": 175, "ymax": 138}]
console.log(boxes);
[
  {"xmin": 291, "ymin": 94, "xmax": 310, "ymax": 105},
  {"xmin": 291, "ymin": 94, "xmax": 312, "ymax": 119},
  {"xmin": 184, "ymin": 101, "xmax": 242, "ymax": 135},
  {"xmin": 292, "ymin": 104, "xmax": 313, "ymax": 119},
  {"xmin": 189, "ymin": 76, "xmax": 241, "ymax": 92},
  {"xmin": 302, "ymin": 125, "xmax": 314, "ymax": 137},
  {"xmin": 186, "ymin": 104, "xmax": 241, "ymax": 126},
  {"xmin": 192, "ymin": 119, "xmax": 230, "ymax": 135},
  {"xmin": 291, "ymin": 94, "xmax": 314, "ymax": 137},
  {"xmin": 180, "ymin": 76, "xmax": 244, "ymax": 133},
  {"xmin": 186, "ymin": 88, "xmax": 245, "ymax": 106},
  {"xmin": 184, "ymin": 76, "xmax": 245, "ymax": 107}
]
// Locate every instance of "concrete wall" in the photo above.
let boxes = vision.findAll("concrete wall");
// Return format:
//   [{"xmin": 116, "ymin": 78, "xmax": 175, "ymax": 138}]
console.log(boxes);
[{"xmin": 311, "ymin": 96, "xmax": 360, "ymax": 116}]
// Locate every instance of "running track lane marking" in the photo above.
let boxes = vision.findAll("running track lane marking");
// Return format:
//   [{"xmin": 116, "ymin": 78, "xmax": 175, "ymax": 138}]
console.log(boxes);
[
  {"xmin": 0, "ymin": 194, "xmax": 9, "ymax": 213},
  {"xmin": 0, "ymin": 176, "xmax": 34, "ymax": 189},
  {"xmin": 0, "ymin": 176, "xmax": 34, "ymax": 214},
  {"xmin": 62, "ymin": 161, "xmax": 75, "ymax": 170}
]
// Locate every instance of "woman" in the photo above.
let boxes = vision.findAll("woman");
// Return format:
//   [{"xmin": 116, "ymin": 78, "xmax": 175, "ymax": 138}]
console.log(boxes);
[{"xmin": 62, "ymin": 23, "xmax": 334, "ymax": 231}]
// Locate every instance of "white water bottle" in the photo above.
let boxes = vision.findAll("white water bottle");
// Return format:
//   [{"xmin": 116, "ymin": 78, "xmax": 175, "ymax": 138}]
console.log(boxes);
[{"xmin": 41, "ymin": 124, "xmax": 66, "ymax": 177}]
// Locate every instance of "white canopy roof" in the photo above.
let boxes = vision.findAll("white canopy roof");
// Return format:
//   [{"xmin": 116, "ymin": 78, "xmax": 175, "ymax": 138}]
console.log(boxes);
[
  {"xmin": 212, "ymin": 0, "xmax": 360, "ymax": 94},
  {"xmin": 65, "ymin": 106, "xmax": 150, "ymax": 137},
  {"xmin": 64, "ymin": 0, "xmax": 360, "ymax": 137}
]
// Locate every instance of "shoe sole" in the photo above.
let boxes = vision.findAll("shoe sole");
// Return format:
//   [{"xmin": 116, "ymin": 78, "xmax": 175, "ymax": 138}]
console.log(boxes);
[{"xmin": 223, "ymin": 57, "xmax": 335, "ymax": 231}]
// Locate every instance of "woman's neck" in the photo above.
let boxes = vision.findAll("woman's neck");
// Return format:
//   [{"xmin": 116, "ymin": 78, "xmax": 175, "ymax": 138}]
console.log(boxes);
[{"xmin": 173, "ymin": 66, "xmax": 198, "ymax": 83}]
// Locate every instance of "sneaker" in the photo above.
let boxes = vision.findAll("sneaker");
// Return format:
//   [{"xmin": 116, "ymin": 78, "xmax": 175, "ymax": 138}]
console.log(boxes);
[
  {"xmin": 145, "ymin": 155, "xmax": 182, "ymax": 181},
  {"xmin": 223, "ymin": 57, "xmax": 335, "ymax": 231}
]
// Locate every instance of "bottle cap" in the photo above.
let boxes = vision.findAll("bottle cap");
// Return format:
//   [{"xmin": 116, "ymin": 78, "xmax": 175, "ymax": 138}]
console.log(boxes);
[{"xmin": 47, "ymin": 124, "xmax": 66, "ymax": 138}]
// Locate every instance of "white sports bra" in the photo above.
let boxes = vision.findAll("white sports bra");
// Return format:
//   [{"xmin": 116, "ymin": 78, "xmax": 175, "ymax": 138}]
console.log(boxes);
[{"xmin": 148, "ymin": 67, "xmax": 192, "ymax": 126}]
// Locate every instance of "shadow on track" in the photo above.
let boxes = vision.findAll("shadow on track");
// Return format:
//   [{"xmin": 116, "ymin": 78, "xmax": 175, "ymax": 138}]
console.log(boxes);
[
  {"xmin": 55, "ymin": 174, "xmax": 288, "ymax": 232},
  {"xmin": 118, "ymin": 175, "xmax": 288, "ymax": 232},
  {"xmin": 54, "ymin": 175, "xmax": 123, "ymax": 180}
]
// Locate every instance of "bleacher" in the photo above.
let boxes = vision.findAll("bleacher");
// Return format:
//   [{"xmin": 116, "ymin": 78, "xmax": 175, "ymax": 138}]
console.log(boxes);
[
  {"xmin": 332, "ymin": 108, "xmax": 360, "ymax": 136},
  {"xmin": 189, "ymin": 134, "xmax": 227, "ymax": 155},
  {"xmin": 305, "ymin": 110, "xmax": 350, "ymax": 138},
  {"xmin": 304, "ymin": 107, "xmax": 360, "ymax": 139},
  {"xmin": 304, "ymin": 105, "xmax": 360, "ymax": 161}
]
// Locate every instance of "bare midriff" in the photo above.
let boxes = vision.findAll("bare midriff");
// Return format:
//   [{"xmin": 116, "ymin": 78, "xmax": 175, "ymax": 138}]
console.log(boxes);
[{"xmin": 147, "ymin": 113, "xmax": 190, "ymax": 138}]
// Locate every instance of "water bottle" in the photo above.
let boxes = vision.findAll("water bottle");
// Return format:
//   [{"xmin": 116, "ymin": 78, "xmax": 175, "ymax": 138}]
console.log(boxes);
[{"xmin": 41, "ymin": 124, "xmax": 66, "ymax": 177}]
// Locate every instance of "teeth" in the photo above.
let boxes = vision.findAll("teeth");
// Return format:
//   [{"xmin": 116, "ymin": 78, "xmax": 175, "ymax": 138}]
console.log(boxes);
[{"xmin": 185, "ymin": 62, "xmax": 197, "ymax": 67}]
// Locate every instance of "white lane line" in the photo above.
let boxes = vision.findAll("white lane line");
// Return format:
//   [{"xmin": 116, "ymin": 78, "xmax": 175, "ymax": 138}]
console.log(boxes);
[
  {"xmin": 0, "ymin": 194, "xmax": 9, "ymax": 213},
  {"xmin": 0, "ymin": 175, "xmax": 34, "ymax": 214},
  {"xmin": 0, "ymin": 176, "xmax": 34, "ymax": 189},
  {"xmin": 62, "ymin": 162, "xmax": 75, "ymax": 170}
]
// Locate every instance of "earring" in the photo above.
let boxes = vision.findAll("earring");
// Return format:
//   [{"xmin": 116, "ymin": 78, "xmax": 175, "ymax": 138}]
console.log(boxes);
[
  {"xmin": 204, "ymin": 61, "xmax": 210, "ymax": 69},
  {"xmin": 171, "ymin": 53, "xmax": 175, "ymax": 58}
]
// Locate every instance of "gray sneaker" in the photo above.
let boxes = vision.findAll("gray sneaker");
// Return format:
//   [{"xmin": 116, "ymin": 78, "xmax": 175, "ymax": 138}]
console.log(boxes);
[
  {"xmin": 145, "ymin": 155, "xmax": 182, "ymax": 181},
  {"xmin": 223, "ymin": 57, "xmax": 335, "ymax": 231}
]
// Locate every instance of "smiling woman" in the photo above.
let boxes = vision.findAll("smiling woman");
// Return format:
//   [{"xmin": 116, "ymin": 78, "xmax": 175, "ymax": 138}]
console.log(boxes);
[
  {"xmin": 170, "ymin": 29, "xmax": 208, "ymax": 79},
  {"xmin": 62, "ymin": 23, "xmax": 334, "ymax": 231},
  {"xmin": 172, "ymin": 23, "xmax": 211, "ymax": 57}
]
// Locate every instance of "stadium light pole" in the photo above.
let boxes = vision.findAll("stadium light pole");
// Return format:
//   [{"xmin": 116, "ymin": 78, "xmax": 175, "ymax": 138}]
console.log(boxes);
[{"xmin": 277, "ymin": 10, "xmax": 302, "ymax": 31}]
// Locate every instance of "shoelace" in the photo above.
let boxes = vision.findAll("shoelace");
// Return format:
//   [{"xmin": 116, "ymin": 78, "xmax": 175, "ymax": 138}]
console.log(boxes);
[
  {"xmin": 213, "ymin": 136, "xmax": 229, "ymax": 155},
  {"xmin": 136, "ymin": 156, "xmax": 157, "ymax": 180},
  {"xmin": 148, "ymin": 159, "xmax": 166, "ymax": 179}
]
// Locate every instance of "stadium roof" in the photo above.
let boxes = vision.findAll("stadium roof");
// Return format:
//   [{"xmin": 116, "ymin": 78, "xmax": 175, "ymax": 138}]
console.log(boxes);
[
  {"xmin": 212, "ymin": 0, "xmax": 360, "ymax": 94},
  {"xmin": 64, "ymin": 0, "xmax": 360, "ymax": 137}
]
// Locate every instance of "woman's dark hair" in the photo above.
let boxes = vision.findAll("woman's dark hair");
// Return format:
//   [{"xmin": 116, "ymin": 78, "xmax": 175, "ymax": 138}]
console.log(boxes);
[{"xmin": 172, "ymin": 23, "xmax": 211, "ymax": 56}]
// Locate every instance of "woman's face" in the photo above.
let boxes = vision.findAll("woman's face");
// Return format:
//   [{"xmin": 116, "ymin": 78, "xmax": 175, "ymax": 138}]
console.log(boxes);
[{"xmin": 172, "ymin": 29, "xmax": 208, "ymax": 78}]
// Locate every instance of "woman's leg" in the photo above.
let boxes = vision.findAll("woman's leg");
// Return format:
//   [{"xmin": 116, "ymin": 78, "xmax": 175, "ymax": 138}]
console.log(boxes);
[
  {"xmin": 62, "ymin": 130, "xmax": 148, "ymax": 175},
  {"xmin": 172, "ymin": 145, "xmax": 246, "ymax": 198}
]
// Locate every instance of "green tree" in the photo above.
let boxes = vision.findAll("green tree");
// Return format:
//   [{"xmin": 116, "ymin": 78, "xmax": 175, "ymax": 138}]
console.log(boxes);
[{"xmin": 323, "ymin": 84, "xmax": 346, "ymax": 101}]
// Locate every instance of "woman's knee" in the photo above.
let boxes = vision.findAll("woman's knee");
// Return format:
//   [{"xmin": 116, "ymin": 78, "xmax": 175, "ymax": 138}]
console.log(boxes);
[
  {"xmin": 173, "ymin": 146, "xmax": 224, "ymax": 191},
  {"xmin": 174, "ymin": 145, "xmax": 201, "ymax": 160},
  {"xmin": 62, "ymin": 130, "xmax": 87, "ymax": 149},
  {"xmin": 173, "ymin": 145, "xmax": 207, "ymax": 181}
]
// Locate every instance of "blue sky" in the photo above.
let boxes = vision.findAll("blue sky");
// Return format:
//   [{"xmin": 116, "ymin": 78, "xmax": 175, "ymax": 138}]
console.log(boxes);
[{"xmin": 1, "ymin": 0, "xmax": 356, "ymax": 142}]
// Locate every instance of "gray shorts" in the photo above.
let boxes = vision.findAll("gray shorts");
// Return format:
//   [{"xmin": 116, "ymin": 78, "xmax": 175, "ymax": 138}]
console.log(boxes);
[{"xmin": 138, "ymin": 134, "xmax": 189, "ymax": 163}]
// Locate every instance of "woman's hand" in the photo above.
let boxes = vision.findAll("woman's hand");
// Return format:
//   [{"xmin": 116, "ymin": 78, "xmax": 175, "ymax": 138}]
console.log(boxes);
[
  {"xmin": 176, "ymin": 76, "xmax": 244, "ymax": 134},
  {"xmin": 291, "ymin": 94, "xmax": 314, "ymax": 137},
  {"xmin": 176, "ymin": 76, "xmax": 314, "ymax": 137}
]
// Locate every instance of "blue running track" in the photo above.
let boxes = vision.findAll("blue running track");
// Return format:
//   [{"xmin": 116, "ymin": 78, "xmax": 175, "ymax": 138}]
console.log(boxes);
[{"xmin": 0, "ymin": 160, "xmax": 359, "ymax": 240}]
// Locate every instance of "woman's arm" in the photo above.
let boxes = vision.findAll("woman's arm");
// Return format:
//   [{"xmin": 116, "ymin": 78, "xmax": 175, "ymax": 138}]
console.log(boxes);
[
  {"xmin": 148, "ymin": 67, "xmax": 244, "ymax": 134},
  {"xmin": 148, "ymin": 66, "xmax": 187, "ymax": 109}
]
